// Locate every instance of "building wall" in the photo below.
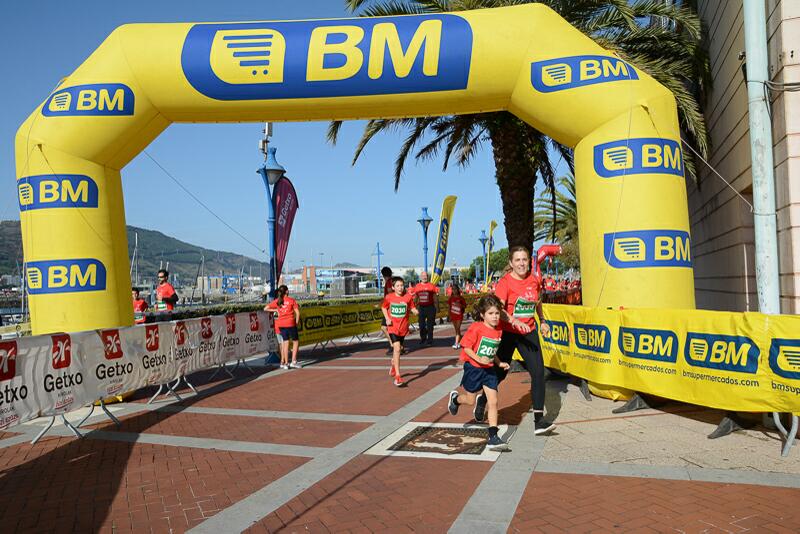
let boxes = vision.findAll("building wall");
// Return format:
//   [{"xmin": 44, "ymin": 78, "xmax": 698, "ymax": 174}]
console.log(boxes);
[{"xmin": 691, "ymin": 0, "xmax": 799, "ymax": 313}]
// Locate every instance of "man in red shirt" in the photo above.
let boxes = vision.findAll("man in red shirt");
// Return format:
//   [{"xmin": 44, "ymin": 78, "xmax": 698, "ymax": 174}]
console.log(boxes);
[
  {"xmin": 413, "ymin": 271, "xmax": 439, "ymax": 346},
  {"xmin": 132, "ymin": 288, "xmax": 148, "ymax": 324},
  {"xmin": 155, "ymin": 269, "xmax": 178, "ymax": 312}
]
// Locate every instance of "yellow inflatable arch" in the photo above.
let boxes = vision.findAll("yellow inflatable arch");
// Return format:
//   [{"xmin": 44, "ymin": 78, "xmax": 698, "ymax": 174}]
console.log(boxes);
[{"xmin": 15, "ymin": 5, "xmax": 694, "ymax": 335}]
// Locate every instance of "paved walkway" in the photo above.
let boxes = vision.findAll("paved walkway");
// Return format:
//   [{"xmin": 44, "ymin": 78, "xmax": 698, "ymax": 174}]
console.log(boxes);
[{"xmin": 1, "ymin": 324, "xmax": 799, "ymax": 533}]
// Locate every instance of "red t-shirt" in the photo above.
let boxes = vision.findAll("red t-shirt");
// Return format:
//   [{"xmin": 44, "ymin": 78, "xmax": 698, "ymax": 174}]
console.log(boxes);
[
  {"xmin": 460, "ymin": 322, "xmax": 502, "ymax": 369},
  {"xmin": 448, "ymin": 295, "xmax": 467, "ymax": 319},
  {"xmin": 133, "ymin": 298, "xmax": 148, "ymax": 324},
  {"xmin": 156, "ymin": 282, "xmax": 176, "ymax": 311},
  {"xmin": 495, "ymin": 272, "xmax": 542, "ymax": 333},
  {"xmin": 383, "ymin": 278, "xmax": 392, "ymax": 296},
  {"xmin": 269, "ymin": 296, "xmax": 299, "ymax": 328},
  {"xmin": 413, "ymin": 282, "xmax": 439, "ymax": 307},
  {"xmin": 382, "ymin": 292, "xmax": 417, "ymax": 336}
]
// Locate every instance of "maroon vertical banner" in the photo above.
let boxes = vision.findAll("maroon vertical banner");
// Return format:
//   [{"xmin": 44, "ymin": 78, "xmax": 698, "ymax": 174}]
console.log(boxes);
[{"xmin": 273, "ymin": 176, "xmax": 299, "ymax": 278}]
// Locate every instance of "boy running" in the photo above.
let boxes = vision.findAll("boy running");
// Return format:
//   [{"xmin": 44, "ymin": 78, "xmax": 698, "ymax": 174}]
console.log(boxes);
[
  {"xmin": 448, "ymin": 285, "xmax": 467, "ymax": 349},
  {"xmin": 448, "ymin": 294, "xmax": 510, "ymax": 451},
  {"xmin": 382, "ymin": 277, "xmax": 418, "ymax": 387}
]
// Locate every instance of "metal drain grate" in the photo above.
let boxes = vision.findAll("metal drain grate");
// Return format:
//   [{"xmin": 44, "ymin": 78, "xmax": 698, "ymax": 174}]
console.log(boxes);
[{"xmin": 388, "ymin": 426, "xmax": 488, "ymax": 455}]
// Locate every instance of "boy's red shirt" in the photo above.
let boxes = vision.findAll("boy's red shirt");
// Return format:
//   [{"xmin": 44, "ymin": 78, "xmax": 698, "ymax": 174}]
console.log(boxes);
[
  {"xmin": 460, "ymin": 322, "xmax": 502, "ymax": 368},
  {"xmin": 382, "ymin": 292, "xmax": 416, "ymax": 336},
  {"xmin": 495, "ymin": 272, "xmax": 542, "ymax": 333}
]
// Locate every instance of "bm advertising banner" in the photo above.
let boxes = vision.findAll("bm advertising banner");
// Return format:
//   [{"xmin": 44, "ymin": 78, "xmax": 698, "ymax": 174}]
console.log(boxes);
[
  {"xmin": 430, "ymin": 195, "xmax": 457, "ymax": 285},
  {"xmin": 540, "ymin": 304, "xmax": 800, "ymax": 413}
]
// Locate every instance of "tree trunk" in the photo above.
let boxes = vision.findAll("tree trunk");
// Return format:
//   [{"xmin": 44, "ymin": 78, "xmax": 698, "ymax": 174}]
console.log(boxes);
[{"xmin": 487, "ymin": 116, "xmax": 537, "ymax": 254}]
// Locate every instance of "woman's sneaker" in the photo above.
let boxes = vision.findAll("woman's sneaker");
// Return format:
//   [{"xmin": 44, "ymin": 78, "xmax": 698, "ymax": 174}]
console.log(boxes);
[
  {"xmin": 389, "ymin": 366, "xmax": 396, "ymax": 377},
  {"xmin": 534, "ymin": 419, "xmax": 556, "ymax": 435},
  {"xmin": 280, "ymin": 364, "xmax": 289, "ymax": 370},
  {"xmin": 289, "ymin": 362, "xmax": 302, "ymax": 369},
  {"xmin": 473, "ymin": 393, "xmax": 487, "ymax": 423},
  {"xmin": 448, "ymin": 391, "xmax": 459, "ymax": 415},
  {"xmin": 486, "ymin": 435, "xmax": 510, "ymax": 452},
  {"xmin": 393, "ymin": 376, "xmax": 405, "ymax": 387}
]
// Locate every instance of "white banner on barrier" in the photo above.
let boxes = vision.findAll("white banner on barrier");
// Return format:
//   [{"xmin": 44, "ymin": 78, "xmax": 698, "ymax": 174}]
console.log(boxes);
[{"xmin": 0, "ymin": 310, "xmax": 278, "ymax": 433}]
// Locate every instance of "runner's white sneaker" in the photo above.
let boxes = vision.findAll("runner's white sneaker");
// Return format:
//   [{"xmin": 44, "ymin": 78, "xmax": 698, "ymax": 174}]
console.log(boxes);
[{"xmin": 289, "ymin": 362, "xmax": 302, "ymax": 369}]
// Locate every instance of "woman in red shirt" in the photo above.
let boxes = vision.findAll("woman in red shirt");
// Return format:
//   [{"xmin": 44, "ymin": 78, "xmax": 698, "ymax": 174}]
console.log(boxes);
[
  {"xmin": 448, "ymin": 285, "xmax": 467, "ymax": 349},
  {"xmin": 265, "ymin": 285, "xmax": 301, "ymax": 370},
  {"xmin": 489, "ymin": 246, "xmax": 554, "ymax": 435}
]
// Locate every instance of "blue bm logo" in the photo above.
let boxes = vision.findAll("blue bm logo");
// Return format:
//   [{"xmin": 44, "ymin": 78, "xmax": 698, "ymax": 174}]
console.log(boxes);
[
  {"xmin": 769, "ymin": 339, "xmax": 800, "ymax": 380},
  {"xmin": 530, "ymin": 55, "xmax": 638, "ymax": 93},
  {"xmin": 619, "ymin": 327, "xmax": 678, "ymax": 363},
  {"xmin": 540, "ymin": 320, "xmax": 569, "ymax": 347},
  {"xmin": 18, "ymin": 175, "xmax": 98, "ymax": 212},
  {"xmin": 604, "ymin": 230, "xmax": 691, "ymax": 269},
  {"xmin": 574, "ymin": 323, "xmax": 611, "ymax": 353},
  {"xmin": 26, "ymin": 259, "xmax": 107, "ymax": 295},
  {"xmin": 684, "ymin": 333, "xmax": 759, "ymax": 374},
  {"xmin": 42, "ymin": 84, "xmax": 134, "ymax": 116},
  {"xmin": 182, "ymin": 15, "xmax": 472, "ymax": 100},
  {"xmin": 433, "ymin": 219, "xmax": 449, "ymax": 272},
  {"xmin": 593, "ymin": 138, "xmax": 683, "ymax": 178}
]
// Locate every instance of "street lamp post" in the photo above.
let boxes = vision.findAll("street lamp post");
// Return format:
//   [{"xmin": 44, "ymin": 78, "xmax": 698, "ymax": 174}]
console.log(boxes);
[
  {"xmin": 478, "ymin": 230, "xmax": 488, "ymax": 284},
  {"xmin": 256, "ymin": 124, "xmax": 286, "ymax": 299},
  {"xmin": 417, "ymin": 207, "xmax": 433, "ymax": 273}
]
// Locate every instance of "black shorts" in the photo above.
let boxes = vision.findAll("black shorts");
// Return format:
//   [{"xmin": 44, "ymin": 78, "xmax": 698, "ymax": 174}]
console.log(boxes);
[
  {"xmin": 381, "ymin": 316, "xmax": 387, "ymax": 327},
  {"xmin": 278, "ymin": 326, "xmax": 299, "ymax": 341},
  {"xmin": 389, "ymin": 334, "xmax": 405, "ymax": 344},
  {"xmin": 461, "ymin": 362, "xmax": 500, "ymax": 393}
]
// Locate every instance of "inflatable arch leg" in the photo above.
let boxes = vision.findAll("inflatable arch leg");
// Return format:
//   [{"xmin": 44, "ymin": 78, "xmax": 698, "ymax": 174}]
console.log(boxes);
[{"xmin": 15, "ymin": 5, "xmax": 694, "ymax": 334}]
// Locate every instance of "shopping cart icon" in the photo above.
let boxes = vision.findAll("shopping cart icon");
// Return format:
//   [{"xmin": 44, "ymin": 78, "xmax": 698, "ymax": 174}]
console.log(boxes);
[
  {"xmin": 687, "ymin": 338, "xmax": 708, "ymax": 361},
  {"xmin": 541, "ymin": 63, "xmax": 571, "ymax": 86},
  {"xmin": 18, "ymin": 182, "xmax": 34, "ymax": 206},
  {"xmin": 777, "ymin": 347, "xmax": 800, "ymax": 372},
  {"xmin": 602, "ymin": 147, "xmax": 633, "ymax": 172},
  {"xmin": 47, "ymin": 91, "xmax": 72, "ymax": 113},
  {"xmin": 621, "ymin": 332, "xmax": 635, "ymax": 353},
  {"xmin": 26, "ymin": 267, "xmax": 43, "ymax": 289},
  {"xmin": 613, "ymin": 238, "xmax": 645, "ymax": 262},
  {"xmin": 210, "ymin": 28, "xmax": 286, "ymax": 84}
]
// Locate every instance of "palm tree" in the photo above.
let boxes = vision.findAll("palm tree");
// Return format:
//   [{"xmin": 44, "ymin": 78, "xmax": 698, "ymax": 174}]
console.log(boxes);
[
  {"xmin": 329, "ymin": 0, "xmax": 710, "ymax": 251},
  {"xmin": 534, "ymin": 173, "xmax": 577, "ymax": 243}
]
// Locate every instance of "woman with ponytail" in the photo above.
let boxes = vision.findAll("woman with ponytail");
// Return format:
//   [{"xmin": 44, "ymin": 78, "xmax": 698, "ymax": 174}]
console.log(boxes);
[{"xmin": 265, "ymin": 285, "xmax": 301, "ymax": 369}]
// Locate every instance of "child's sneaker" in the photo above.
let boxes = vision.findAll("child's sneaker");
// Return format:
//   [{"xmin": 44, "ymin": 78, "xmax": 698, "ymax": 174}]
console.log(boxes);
[
  {"xmin": 393, "ymin": 376, "xmax": 405, "ymax": 387},
  {"xmin": 473, "ymin": 393, "xmax": 487, "ymax": 423},
  {"xmin": 487, "ymin": 435, "xmax": 510, "ymax": 452},
  {"xmin": 389, "ymin": 366, "xmax": 396, "ymax": 377},
  {"xmin": 448, "ymin": 391, "xmax": 459, "ymax": 416},
  {"xmin": 534, "ymin": 419, "xmax": 556, "ymax": 435},
  {"xmin": 280, "ymin": 364, "xmax": 289, "ymax": 370},
  {"xmin": 452, "ymin": 343, "xmax": 459, "ymax": 349},
  {"xmin": 289, "ymin": 362, "xmax": 302, "ymax": 369}
]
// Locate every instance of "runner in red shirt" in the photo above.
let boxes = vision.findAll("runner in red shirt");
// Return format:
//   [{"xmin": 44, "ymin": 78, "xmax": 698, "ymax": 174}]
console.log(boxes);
[
  {"xmin": 447, "ymin": 294, "xmax": 510, "ymax": 451},
  {"xmin": 155, "ymin": 269, "xmax": 178, "ymax": 312},
  {"xmin": 490, "ymin": 246, "xmax": 554, "ymax": 436},
  {"xmin": 132, "ymin": 288, "xmax": 148, "ymax": 324},
  {"xmin": 413, "ymin": 271, "xmax": 439, "ymax": 346},
  {"xmin": 447, "ymin": 285, "xmax": 467, "ymax": 349},
  {"xmin": 265, "ymin": 285, "xmax": 301, "ymax": 369},
  {"xmin": 382, "ymin": 277, "xmax": 418, "ymax": 387},
  {"xmin": 379, "ymin": 266, "xmax": 395, "ymax": 355}
]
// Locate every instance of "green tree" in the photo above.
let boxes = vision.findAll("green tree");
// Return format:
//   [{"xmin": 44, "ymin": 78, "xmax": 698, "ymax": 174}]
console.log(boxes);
[
  {"xmin": 534, "ymin": 173, "xmax": 578, "ymax": 243},
  {"xmin": 331, "ymin": 0, "xmax": 710, "ymax": 252},
  {"xmin": 403, "ymin": 268, "xmax": 419, "ymax": 284}
]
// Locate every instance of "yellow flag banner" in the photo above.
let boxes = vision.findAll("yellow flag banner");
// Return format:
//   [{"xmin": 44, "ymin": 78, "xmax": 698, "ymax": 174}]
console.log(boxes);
[
  {"xmin": 430, "ymin": 195, "xmax": 457, "ymax": 286},
  {"xmin": 540, "ymin": 304, "xmax": 800, "ymax": 413}
]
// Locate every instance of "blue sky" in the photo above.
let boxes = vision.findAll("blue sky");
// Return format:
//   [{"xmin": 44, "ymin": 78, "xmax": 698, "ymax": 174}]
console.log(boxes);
[{"xmin": 1, "ymin": 0, "xmax": 562, "ymax": 271}]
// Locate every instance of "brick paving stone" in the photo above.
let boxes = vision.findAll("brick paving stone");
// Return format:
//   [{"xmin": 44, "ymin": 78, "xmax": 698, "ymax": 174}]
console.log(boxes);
[
  {"xmin": 85, "ymin": 410, "xmax": 370, "ymax": 448},
  {"xmin": 509, "ymin": 472, "xmax": 800, "ymax": 533},
  {"xmin": 0, "ymin": 437, "xmax": 305, "ymax": 533},
  {"xmin": 191, "ymin": 368, "xmax": 459, "ymax": 416},
  {"xmin": 413, "ymin": 368, "xmax": 534, "ymax": 425},
  {"xmin": 244, "ymin": 455, "xmax": 490, "ymax": 534}
]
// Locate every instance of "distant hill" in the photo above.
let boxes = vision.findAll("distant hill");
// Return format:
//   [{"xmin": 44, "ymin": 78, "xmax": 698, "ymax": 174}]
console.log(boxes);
[{"xmin": 0, "ymin": 220, "xmax": 269, "ymax": 286}]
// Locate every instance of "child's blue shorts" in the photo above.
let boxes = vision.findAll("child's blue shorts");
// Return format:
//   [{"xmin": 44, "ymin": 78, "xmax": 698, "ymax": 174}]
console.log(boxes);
[{"xmin": 461, "ymin": 361, "xmax": 500, "ymax": 393}]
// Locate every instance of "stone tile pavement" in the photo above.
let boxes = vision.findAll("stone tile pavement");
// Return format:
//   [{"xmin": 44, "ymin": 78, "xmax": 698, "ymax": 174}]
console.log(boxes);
[{"xmin": 0, "ymin": 323, "xmax": 798, "ymax": 533}]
